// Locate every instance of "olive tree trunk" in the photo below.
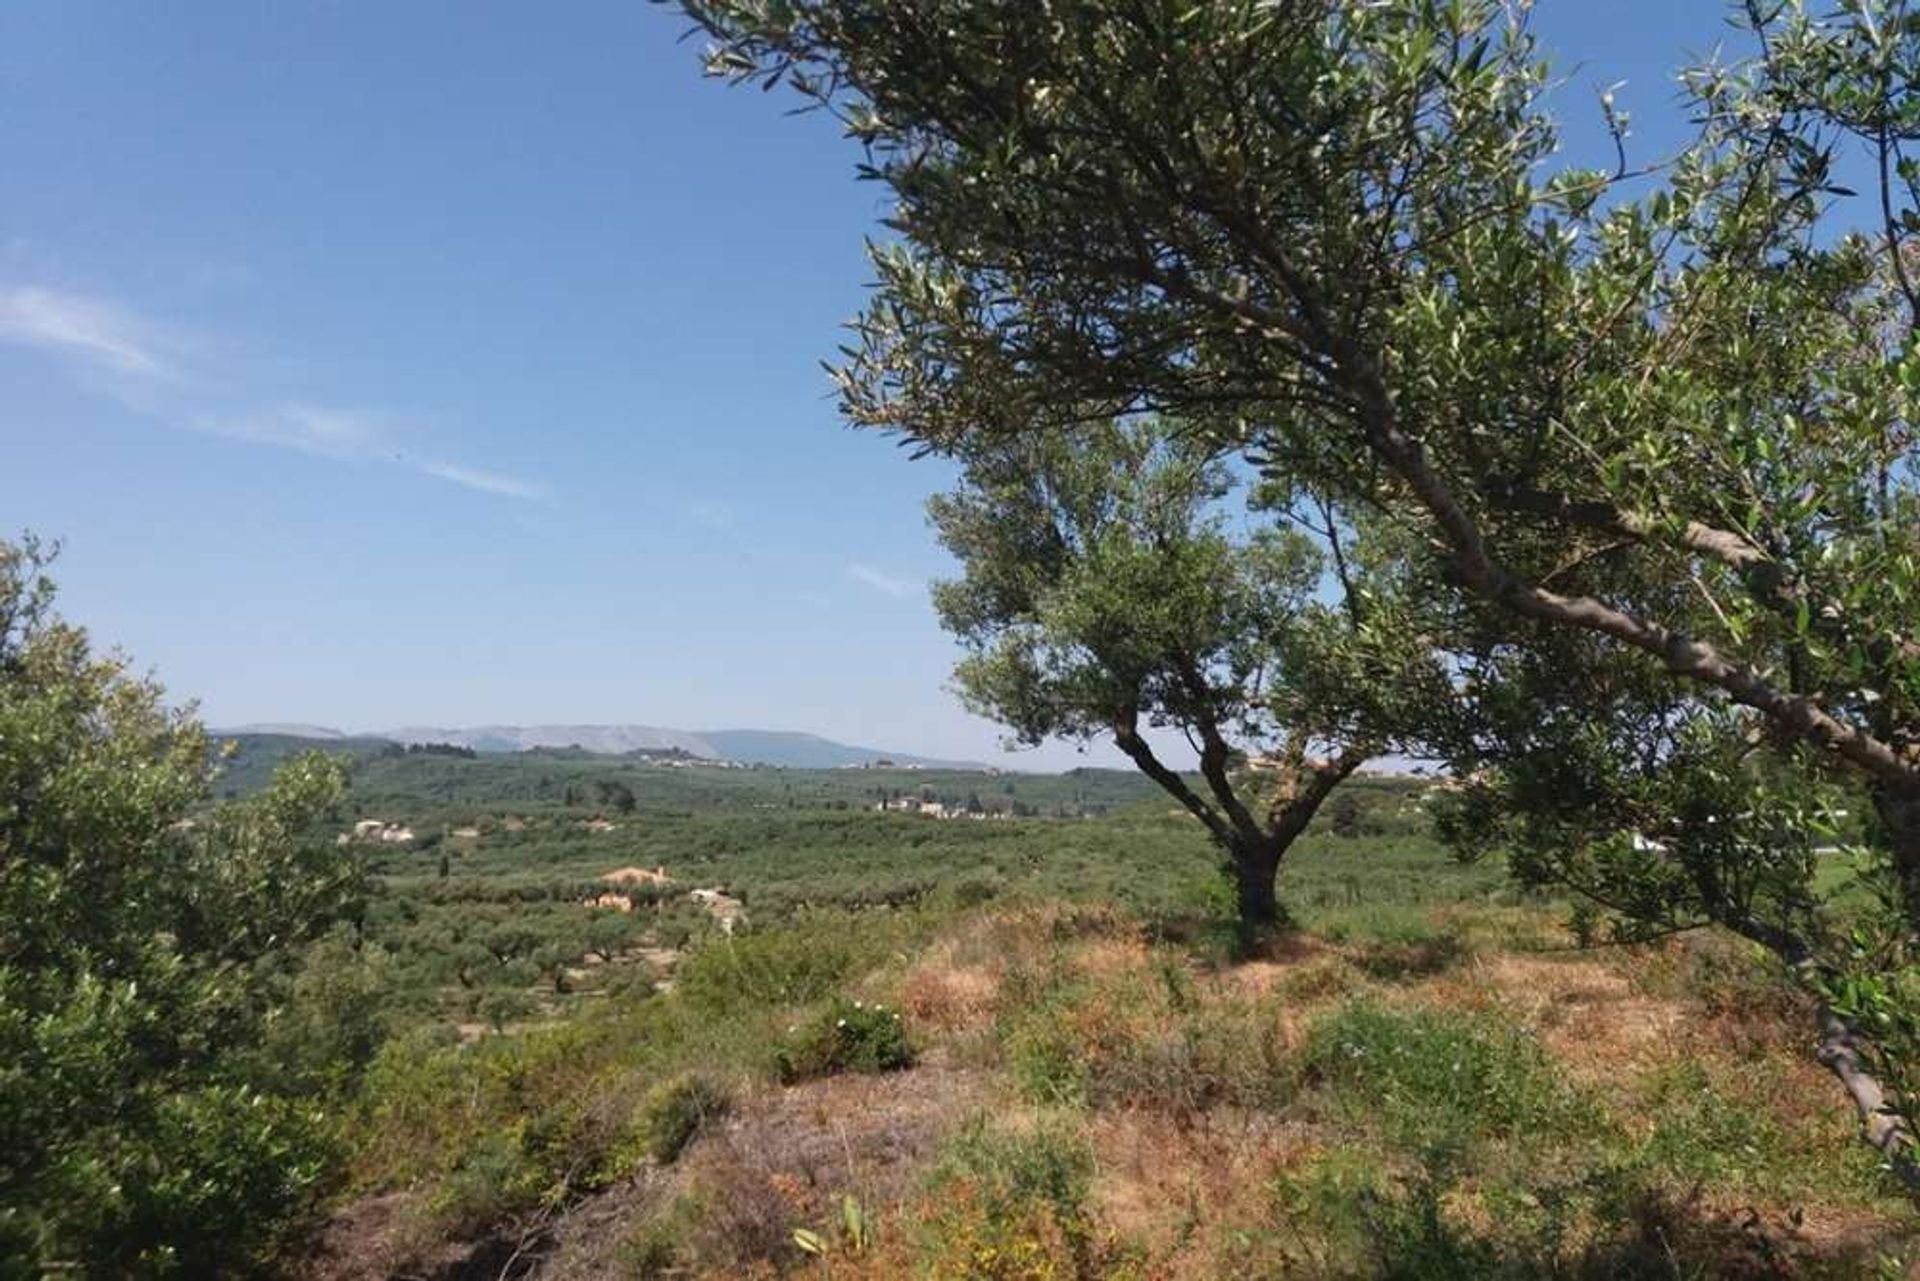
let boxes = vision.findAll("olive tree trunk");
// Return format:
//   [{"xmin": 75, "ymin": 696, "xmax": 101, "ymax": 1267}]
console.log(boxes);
[{"xmin": 1231, "ymin": 841, "xmax": 1285, "ymax": 931}]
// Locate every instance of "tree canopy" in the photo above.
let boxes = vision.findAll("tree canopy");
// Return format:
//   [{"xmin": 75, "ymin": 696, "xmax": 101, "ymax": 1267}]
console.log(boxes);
[
  {"xmin": 931, "ymin": 417, "xmax": 1442, "ymax": 926},
  {"xmin": 0, "ymin": 537, "xmax": 372, "ymax": 1273},
  {"xmin": 684, "ymin": 0, "xmax": 1920, "ymax": 1181}
]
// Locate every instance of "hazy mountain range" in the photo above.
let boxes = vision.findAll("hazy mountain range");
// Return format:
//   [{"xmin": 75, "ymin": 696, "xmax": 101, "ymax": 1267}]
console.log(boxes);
[{"xmin": 216, "ymin": 723, "xmax": 984, "ymax": 770}]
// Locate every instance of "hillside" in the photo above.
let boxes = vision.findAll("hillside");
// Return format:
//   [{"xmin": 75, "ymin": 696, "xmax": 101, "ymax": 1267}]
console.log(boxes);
[
  {"xmin": 291, "ymin": 758, "xmax": 1917, "ymax": 1279},
  {"xmin": 696, "ymin": 727, "xmax": 979, "ymax": 769},
  {"xmin": 213, "ymin": 722, "xmax": 984, "ymax": 769}
]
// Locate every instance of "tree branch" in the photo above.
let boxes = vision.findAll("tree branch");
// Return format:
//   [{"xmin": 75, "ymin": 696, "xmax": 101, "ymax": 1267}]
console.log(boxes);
[
  {"xmin": 1266, "ymin": 744, "xmax": 1370, "ymax": 846},
  {"xmin": 1111, "ymin": 707, "xmax": 1235, "ymax": 848},
  {"xmin": 1487, "ymin": 481, "xmax": 1920, "ymax": 667},
  {"xmin": 1169, "ymin": 658, "xmax": 1267, "ymax": 845},
  {"xmin": 1331, "ymin": 359, "xmax": 1919, "ymax": 792},
  {"xmin": 1813, "ymin": 996, "xmax": 1920, "ymax": 1192}
]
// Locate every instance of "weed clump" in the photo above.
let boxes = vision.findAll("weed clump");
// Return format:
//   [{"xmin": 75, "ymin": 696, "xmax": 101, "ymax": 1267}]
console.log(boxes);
[
  {"xmin": 775, "ymin": 997, "xmax": 913, "ymax": 1082},
  {"xmin": 915, "ymin": 1115, "xmax": 1102, "ymax": 1276},
  {"xmin": 1302, "ymin": 1002, "xmax": 1571, "ymax": 1159},
  {"xmin": 635, "ymin": 1072, "xmax": 729, "ymax": 1164},
  {"xmin": 431, "ymin": 1132, "xmax": 544, "ymax": 1236}
]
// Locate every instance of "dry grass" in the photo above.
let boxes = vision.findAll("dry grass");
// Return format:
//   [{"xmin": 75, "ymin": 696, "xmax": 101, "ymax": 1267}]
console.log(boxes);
[{"xmin": 313, "ymin": 901, "xmax": 1920, "ymax": 1279}]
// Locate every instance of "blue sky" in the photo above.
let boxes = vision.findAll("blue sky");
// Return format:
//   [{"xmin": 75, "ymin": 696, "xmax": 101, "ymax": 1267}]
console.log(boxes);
[{"xmin": 1, "ymin": 2, "xmax": 1747, "ymax": 768}]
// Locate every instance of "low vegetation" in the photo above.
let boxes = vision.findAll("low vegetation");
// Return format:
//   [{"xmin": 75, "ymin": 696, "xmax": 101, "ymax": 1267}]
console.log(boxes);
[
  {"xmin": 17, "ymin": 0, "xmax": 1920, "ymax": 1274},
  {"xmin": 209, "ymin": 733, "xmax": 1903, "ymax": 1277},
  {"xmin": 7, "ymin": 533, "xmax": 1920, "ymax": 1276},
  {"xmin": 315, "ymin": 893, "xmax": 1917, "ymax": 1278}
]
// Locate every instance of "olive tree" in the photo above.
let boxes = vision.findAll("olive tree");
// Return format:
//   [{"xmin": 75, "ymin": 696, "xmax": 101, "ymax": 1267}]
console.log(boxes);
[
  {"xmin": 930, "ymin": 418, "xmax": 1441, "ymax": 929},
  {"xmin": 680, "ymin": 0, "xmax": 1920, "ymax": 1179},
  {"xmin": 0, "ymin": 537, "xmax": 370, "ymax": 1272}
]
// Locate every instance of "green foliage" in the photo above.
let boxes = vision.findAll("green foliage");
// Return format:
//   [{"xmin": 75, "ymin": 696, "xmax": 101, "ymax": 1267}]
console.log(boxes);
[
  {"xmin": 92, "ymin": 1087, "xmax": 339, "ymax": 1277},
  {"xmin": 774, "ymin": 996, "xmax": 912, "ymax": 1082},
  {"xmin": 1003, "ymin": 1009, "xmax": 1092, "ymax": 1109},
  {"xmin": 594, "ymin": 777, "xmax": 637, "ymax": 814},
  {"xmin": 634, "ymin": 1073, "xmax": 729, "ymax": 1164},
  {"xmin": 681, "ymin": 0, "xmax": 1920, "ymax": 1173},
  {"xmin": 929, "ymin": 416, "xmax": 1447, "ymax": 928},
  {"xmin": 933, "ymin": 422, "xmax": 1326, "ymax": 747},
  {"xmin": 1302, "ymin": 1002, "xmax": 1572, "ymax": 1162},
  {"xmin": 930, "ymin": 1114, "xmax": 1094, "ymax": 1227},
  {"xmin": 0, "ymin": 537, "xmax": 371, "ymax": 1275},
  {"xmin": 249, "ymin": 928, "xmax": 392, "ymax": 1095},
  {"xmin": 431, "ymin": 1132, "xmax": 548, "ymax": 1236},
  {"xmin": 1272, "ymin": 1157, "xmax": 1520, "ymax": 1281},
  {"xmin": 678, "ymin": 920, "xmax": 876, "ymax": 1010}
]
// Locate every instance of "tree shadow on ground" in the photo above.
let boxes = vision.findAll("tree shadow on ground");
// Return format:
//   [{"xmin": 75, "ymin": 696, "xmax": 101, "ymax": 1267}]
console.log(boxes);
[{"xmin": 1361, "ymin": 1179, "xmax": 1904, "ymax": 1280}]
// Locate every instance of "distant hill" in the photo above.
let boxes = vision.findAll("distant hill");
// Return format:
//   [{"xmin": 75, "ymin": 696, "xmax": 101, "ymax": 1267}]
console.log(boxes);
[
  {"xmin": 209, "ymin": 722, "xmax": 982, "ymax": 770},
  {"xmin": 207, "ymin": 731, "xmax": 398, "ymax": 797},
  {"xmin": 220, "ymin": 722, "xmax": 350, "ymax": 740},
  {"xmin": 696, "ymin": 729, "xmax": 977, "ymax": 770},
  {"xmin": 381, "ymin": 724, "xmax": 712, "ymax": 757}
]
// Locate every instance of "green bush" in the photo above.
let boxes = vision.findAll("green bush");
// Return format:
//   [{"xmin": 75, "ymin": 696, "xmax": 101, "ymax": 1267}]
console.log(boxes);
[
  {"xmin": 0, "ymin": 540, "xmax": 370, "ymax": 1276},
  {"xmin": 431, "ymin": 1132, "xmax": 545, "ymax": 1235},
  {"xmin": 430, "ymin": 1094, "xmax": 644, "ymax": 1234},
  {"xmin": 676, "ymin": 921, "xmax": 872, "ymax": 1010},
  {"xmin": 930, "ymin": 1115, "xmax": 1093, "ymax": 1222},
  {"xmin": 921, "ymin": 1112, "xmax": 1098, "ymax": 1271},
  {"xmin": 1002, "ymin": 1007, "xmax": 1090, "ymax": 1107},
  {"xmin": 636, "ymin": 1073, "xmax": 729, "ymax": 1164},
  {"xmin": 994, "ymin": 954, "xmax": 1093, "ymax": 1106},
  {"xmin": 774, "ymin": 998, "xmax": 913, "ymax": 1082}
]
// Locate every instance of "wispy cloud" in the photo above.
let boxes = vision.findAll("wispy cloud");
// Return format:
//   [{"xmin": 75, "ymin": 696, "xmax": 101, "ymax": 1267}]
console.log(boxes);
[
  {"xmin": 0, "ymin": 281, "xmax": 546, "ymax": 500},
  {"xmin": 684, "ymin": 499, "xmax": 735, "ymax": 531},
  {"xmin": 200, "ymin": 403, "xmax": 390, "ymax": 460},
  {"xmin": 422, "ymin": 460, "xmax": 546, "ymax": 500},
  {"xmin": 846, "ymin": 561, "xmax": 921, "ymax": 600},
  {"xmin": 0, "ymin": 285, "xmax": 180, "ymax": 380}
]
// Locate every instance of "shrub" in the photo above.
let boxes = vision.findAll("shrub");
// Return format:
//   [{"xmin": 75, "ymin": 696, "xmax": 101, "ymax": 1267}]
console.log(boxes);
[
  {"xmin": 1003, "ymin": 1006, "xmax": 1091, "ymax": 1107},
  {"xmin": 775, "ymin": 998, "xmax": 913, "ymax": 1083},
  {"xmin": 102, "ymin": 1087, "xmax": 339, "ymax": 1277},
  {"xmin": 909, "ymin": 1185, "xmax": 1090, "ymax": 1280},
  {"xmin": 1093, "ymin": 996, "xmax": 1298, "ymax": 1114},
  {"xmin": 0, "ymin": 541, "xmax": 367, "ymax": 1276},
  {"xmin": 995, "ymin": 954, "xmax": 1095, "ymax": 1106},
  {"xmin": 916, "ymin": 1116, "xmax": 1099, "ymax": 1277},
  {"xmin": 431, "ymin": 1132, "xmax": 545, "ymax": 1236},
  {"xmin": 675, "ymin": 914, "xmax": 918, "ymax": 1011},
  {"xmin": 616, "ymin": 1195, "xmax": 701, "ymax": 1277},
  {"xmin": 930, "ymin": 1116, "xmax": 1093, "ymax": 1223},
  {"xmin": 429, "ymin": 1092, "xmax": 645, "ymax": 1235},
  {"xmin": 675, "ymin": 1141, "xmax": 805, "ymax": 1275},
  {"xmin": 635, "ymin": 1073, "xmax": 729, "ymax": 1164},
  {"xmin": 678, "ymin": 929, "xmax": 859, "ymax": 1011}
]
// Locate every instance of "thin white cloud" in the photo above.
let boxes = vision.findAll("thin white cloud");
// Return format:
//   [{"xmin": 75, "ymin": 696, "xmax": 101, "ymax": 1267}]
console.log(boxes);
[
  {"xmin": 847, "ymin": 561, "xmax": 921, "ymax": 600},
  {"xmin": 684, "ymin": 499, "xmax": 734, "ymax": 531},
  {"xmin": 201, "ymin": 403, "xmax": 389, "ymax": 460},
  {"xmin": 1, "ymin": 280, "xmax": 546, "ymax": 501},
  {"xmin": 0, "ymin": 285, "xmax": 178, "ymax": 380},
  {"xmin": 422, "ymin": 460, "xmax": 546, "ymax": 500}
]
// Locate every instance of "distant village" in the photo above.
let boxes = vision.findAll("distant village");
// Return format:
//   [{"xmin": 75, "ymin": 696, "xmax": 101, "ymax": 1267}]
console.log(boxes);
[{"xmin": 871, "ymin": 790, "xmax": 1034, "ymax": 821}]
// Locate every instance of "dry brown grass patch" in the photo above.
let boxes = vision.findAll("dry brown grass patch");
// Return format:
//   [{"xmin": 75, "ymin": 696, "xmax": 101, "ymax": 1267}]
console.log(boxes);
[
  {"xmin": 1070, "ymin": 935, "xmax": 1154, "ymax": 981},
  {"xmin": 1085, "ymin": 1109, "xmax": 1325, "ymax": 1276},
  {"xmin": 1481, "ymin": 953, "xmax": 1690, "ymax": 1082},
  {"xmin": 902, "ymin": 961, "xmax": 1001, "ymax": 1032}
]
